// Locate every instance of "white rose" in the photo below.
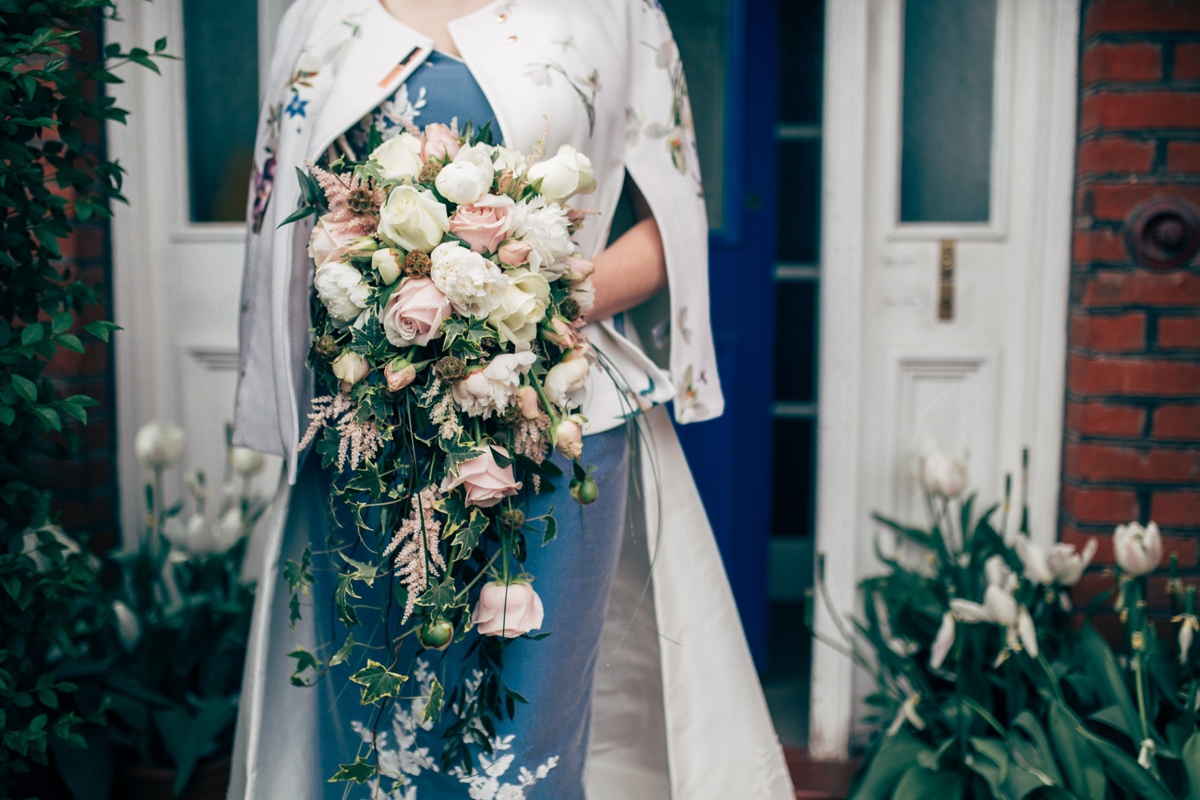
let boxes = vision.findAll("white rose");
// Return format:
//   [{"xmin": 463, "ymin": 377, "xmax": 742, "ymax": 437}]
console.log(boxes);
[
  {"xmin": 511, "ymin": 198, "xmax": 573, "ymax": 273},
  {"xmin": 135, "ymin": 421, "xmax": 185, "ymax": 469},
  {"xmin": 332, "ymin": 350, "xmax": 370, "ymax": 388},
  {"xmin": 430, "ymin": 242, "xmax": 508, "ymax": 317},
  {"xmin": 370, "ymin": 131, "xmax": 425, "ymax": 182},
  {"xmin": 313, "ymin": 261, "xmax": 371, "ymax": 327},
  {"xmin": 451, "ymin": 352, "xmax": 536, "ymax": 418},
  {"xmin": 492, "ymin": 146, "xmax": 528, "ymax": 178},
  {"xmin": 488, "ymin": 269, "xmax": 550, "ymax": 345},
  {"xmin": 229, "ymin": 446, "xmax": 266, "ymax": 478},
  {"xmin": 544, "ymin": 354, "xmax": 590, "ymax": 409},
  {"xmin": 373, "ymin": 248, "xmax": 403, "ymax": 285},
  {"xmin": 435, "ymin": 143, "xmax": 495, "ymax": 205},
  {"xmin": 527, "ymin": 144, "xmax": 596, "ymax": 204},
  {"xmin": 378, "ymin": 185, "xmax": 450, "ymax": 253}
]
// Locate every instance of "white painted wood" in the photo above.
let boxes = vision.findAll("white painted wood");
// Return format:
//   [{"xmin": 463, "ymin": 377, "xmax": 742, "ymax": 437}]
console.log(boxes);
[
  {"xmin": 812, "ymin": 0, "xmax": 1079, "ymax": 755},
  {"xmin": 107, "ymin": 2, "xmax": 286, "ymax": 545}
]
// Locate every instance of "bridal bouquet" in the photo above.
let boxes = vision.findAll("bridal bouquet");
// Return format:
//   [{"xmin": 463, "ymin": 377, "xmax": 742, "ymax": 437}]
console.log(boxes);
[{"xmin": 282, "ymin": 121, "xmax": 600, "ymax": 778}]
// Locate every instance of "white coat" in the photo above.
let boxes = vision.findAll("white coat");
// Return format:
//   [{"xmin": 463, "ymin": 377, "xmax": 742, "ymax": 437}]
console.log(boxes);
[{"xmin": 228, "ymin": 1, "xmax": 793, "ymax": 797}]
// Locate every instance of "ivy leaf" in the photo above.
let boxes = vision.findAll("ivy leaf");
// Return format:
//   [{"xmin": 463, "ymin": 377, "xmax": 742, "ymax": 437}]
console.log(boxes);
[
  {"xmin": 285, "ymin": 547, "xmax": 314, "ymax": 593},
  {"xmin": 417, "ymin": 577, "xmax": 459, "ymax": 615},
  {"xmin": 329, "ymin": 634, "xmax": 357, "ymax": 668},
  {"xmin": 442, "ymin": 438, "xmax": 482, "ymax": 474},
  {"xmin": 288, "ymin": 647, "xmax": 321, "ymax": 687},
  {"xmin": 422, "ymin": 676, "xmax": 444, "ymax": 725},
  {"xmin": 335, "ymin": 574, "xmax": 362, "ymax": 628},
  {"xmin": 339, "ymin": 553, "xmax": 380, "ymax": 587},
  {"xmin": 451, "ymin": 508, "xmax": 488, "ymax": 556},
  {"xmin": 328, "ymin": 757, "xmax": 376, "ymax": 784},
  {"xmin": 349, "ymin": 660, "xmax": 406, "ymax": 705}
]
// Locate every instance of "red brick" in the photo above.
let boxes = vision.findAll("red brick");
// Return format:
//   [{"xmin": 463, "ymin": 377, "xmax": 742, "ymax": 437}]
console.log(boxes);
[
  {"xmin": 43, "ymin": 341, "xmax": 109, "ymax": 377},
  {"xmin": 1061, "ymin": 526, "xmax": 1114, "ymax": 565},
  {"xmin": 1167, "ymin": 141, "xmax": 1200, "ymax": 173},
  {"xmin": 1067, "ymin": 401, "xmax": 1146, "ymax": 436},
  {"xmin": 1073, "ymin": 227, "xmax": 1132, "ymax": 264},
  {"xmin": 1065, "ymin": 442, "xmax": 1199, "ymax": 482},
  {"xmin": 1070, "ymin": 312, "xmax": 1146, "ymax": 352},
  {"xmin": 1082, "ymin": 42, "xmax": 1162, "ymax": 84},
  {"xmin": 1085, "ymin": 1, "xmax": 1200, "ymax": 36},
  {"xmin": 1176, "ymin": 43, "xmax": 1200, "ymax": 80},
  {"xmin": 1151, "ymin": 490, "xmax": 1200, "ymax": 527},
  {"xmin": 1086, "ymin": 183, "xmax": 1200, "ymax": 222},
  {"xmin": 1068, "ymin": 355, "xmax": 1200, "ymax": 396},
  {"xmin": 55, "ymin": 497, "xmax": 115, "ymax": 531},
  {"xmin": 1158, "ymin": 315, "xmax": 1200, "ymax": 348},
  {"xmin": 1081, "ymin": 92, "xmax": 1200, "ymax": 132},
  {"xmin": 1153, "ymin": 404, "xmax": 1200, "ymax": 439},
  {"xmin": 1082, "ymin": 270, "xmax": 1200, "ymax": 307},
  {"xmin": 1078, "ymin": 138, "xmax": 1156, "ymax": 175},
  {"xmin": 1062, "ymin": 485, "xmax": 1139, "ymax": 524},
  {"xmin": 56, "ymin": 227, "xmax": 106, "ymax": 260},
  {"xmin": 1071, "ymin": 572, "xmax": 1120, "ymax": 609}
]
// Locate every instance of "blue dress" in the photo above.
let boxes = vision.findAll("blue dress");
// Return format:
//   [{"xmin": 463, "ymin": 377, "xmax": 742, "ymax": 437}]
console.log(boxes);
[{"xmin": 296, "ymin": 52, "xmax": 632, "ymax": 800}]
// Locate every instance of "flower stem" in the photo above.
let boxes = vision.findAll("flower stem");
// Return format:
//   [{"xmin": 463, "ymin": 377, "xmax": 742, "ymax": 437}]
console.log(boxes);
[{"xmin": 528, "ymin": 374, "xmax": 561, "ymax": 430}]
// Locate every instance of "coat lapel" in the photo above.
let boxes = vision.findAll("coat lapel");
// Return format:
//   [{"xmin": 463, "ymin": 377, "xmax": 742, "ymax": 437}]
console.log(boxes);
[{"xmin": 306, "ymin": 1, "xmax": 432, "ymax": 161}]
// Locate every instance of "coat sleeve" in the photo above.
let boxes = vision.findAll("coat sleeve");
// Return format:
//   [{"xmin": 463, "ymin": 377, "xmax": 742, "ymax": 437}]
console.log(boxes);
[{"xmin": 621, "ymin": 1, "xmax": 724, "ymax": 424}]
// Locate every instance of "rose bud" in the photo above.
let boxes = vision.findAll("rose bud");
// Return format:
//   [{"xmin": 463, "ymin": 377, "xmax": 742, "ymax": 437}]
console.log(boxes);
[
  {"xmin": 554, "ymin": 417, "xmax": 584, "ymax": 460},
  {"xmin": 384, "ymin": 358, "xmax": 416, "ymax": 392},
  {"xmin": 345, "ymin": 237, "xmax": 381, "ymax": 259},
  {"xmin": 373, "ymin": 248, "xmax": 403, "ymax": 285},
  {"xmin": 543, "ymin": 316, "xmax": 578, "ymax": 349},
  {"xmin": 332, "ymin": 350, "xmax": 369, "ymax": 390},
  {"xmin": 566, "ymin": 255, "xmax": 596, "ymax": 282},
  {"xmin": 517, "ymin": 385, "xmax": 541, "ymax": 419},
  {"xmin": 498, "ymin": 239, "xmax": 533, "ymax": 268}
]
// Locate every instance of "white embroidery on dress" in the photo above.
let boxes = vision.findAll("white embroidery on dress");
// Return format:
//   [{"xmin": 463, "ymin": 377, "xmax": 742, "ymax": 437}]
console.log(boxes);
[{"xmin": 374, "ymin": 82, "xmax": 428, "ymax": 135}]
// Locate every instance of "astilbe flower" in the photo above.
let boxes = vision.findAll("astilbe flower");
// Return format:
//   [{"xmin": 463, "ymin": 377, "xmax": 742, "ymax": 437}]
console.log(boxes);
[
  {"xmin": 383, "ymin": 487, "xmax": 445, "ymax": 622},
  {"xmin": 511, "ymin": 412, "xmax": 551, "ymax": 464},
  {"xmin": 298, "ymin": 393, "xmax": 384, "ymax": 471},
  {"xmin": 308, "ymin": 161, "xmax": 385, "ymax": 237}
]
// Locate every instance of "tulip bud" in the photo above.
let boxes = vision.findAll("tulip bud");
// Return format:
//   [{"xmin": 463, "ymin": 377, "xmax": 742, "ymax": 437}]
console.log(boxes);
[
  {"xmin": 384, "ymin": 358, "xmax": 417, "ymax": 393},
  {"xmin": 135, "ymin": 422, "xmax": 186, "ymax": 469},
  {"xmin": 112, "ymin": 601, "xmax": 142, "ymax": 652},
  {"xmin": 373, "ymin": 248, "xmax": 403, "ymax": 284},
  {"xmin": 332, "ymin": 350, "xmax": 370, "ymax": 390},
  {"xmin": 230, "ymin": 446, "xmax": 266, "ymax": 478}
]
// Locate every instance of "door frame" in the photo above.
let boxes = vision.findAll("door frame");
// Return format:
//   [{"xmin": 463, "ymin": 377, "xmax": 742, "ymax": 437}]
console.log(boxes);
[{"xmin": 807, "ymin": 0, "xmax": 1081, "ymax": 759}]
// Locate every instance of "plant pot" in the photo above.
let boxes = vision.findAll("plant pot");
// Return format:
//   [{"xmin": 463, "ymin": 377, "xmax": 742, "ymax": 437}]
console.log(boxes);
[{"xmin": 115, "ymin": 756, "xmax": 231, "ymax": 800}]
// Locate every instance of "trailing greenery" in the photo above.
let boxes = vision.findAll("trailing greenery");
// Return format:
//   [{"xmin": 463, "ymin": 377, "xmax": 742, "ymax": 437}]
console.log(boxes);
[
  {"xmin": 820, "ymin": 453, "xmax": 1200, "ymax": 800},
  {"xmin": 0, "ymin": 0, "xmax": 166, "ymax": 791}
]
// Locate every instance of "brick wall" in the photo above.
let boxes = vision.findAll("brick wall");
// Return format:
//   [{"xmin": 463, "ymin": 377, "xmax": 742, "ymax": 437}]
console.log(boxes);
[
  {"xmin": 31, "ymin": 23, "xmax": 118, "ymax": 549},
  {"xmin": 1065, "ymin": 0, "xmax": 1200, "ymax": 598}
]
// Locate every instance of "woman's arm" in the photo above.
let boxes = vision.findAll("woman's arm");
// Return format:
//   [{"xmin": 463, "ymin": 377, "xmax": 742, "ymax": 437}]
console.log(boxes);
[{"xmin": 587, "ymin": 179, "xmax": 668, "ymax": 322}]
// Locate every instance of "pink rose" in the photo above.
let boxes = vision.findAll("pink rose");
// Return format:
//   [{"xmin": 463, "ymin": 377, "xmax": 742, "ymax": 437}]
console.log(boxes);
[
  {"xmin": 498, "ymin": 239, "xmax": 533, "ymax": 267},
  {"xmin": 441, "ymin": 445, "xmax": 522, "ymax": 508},
  {"xmin": 422, "ymin": 122, "xmax": 462, "ymax": 162},
  {"xmin": 309, "ymin": 215, "xmax": 357, "ymax": 267},
  {"xmin": 449, "ymin": 196, "xmax": 515, "ymax": 254},
  {"xmin": 473, "ymin": 581, "xmax": 544, "ymax": 638},
  {"xmin": 542, "ymin": 316, "xmax": 577, "ymax": 349},
  {"xmin": 384, "ymin": 359, "xmax": 416, "ymax": 392},
  {"xmin": 382, "ymin": 277, "xmax": 452, "ymax": 348}
]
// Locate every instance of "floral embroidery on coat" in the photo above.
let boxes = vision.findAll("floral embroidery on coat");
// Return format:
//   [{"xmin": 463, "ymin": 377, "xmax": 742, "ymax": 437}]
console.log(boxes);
[
  {"xmin": 525, "ymin": 61, "xmax": 600, "ymax": 137},
  {"xmin": 349, "ymin": 661, "xmax": 559, "ymax": 800}
]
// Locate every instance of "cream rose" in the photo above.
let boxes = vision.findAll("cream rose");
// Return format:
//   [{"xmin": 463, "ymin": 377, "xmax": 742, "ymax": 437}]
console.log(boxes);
[
  {"xmin": 382, "ymin": 277, "xmax": 452, "ymax": 348},
  {"xmin": 435, "ymin": 143, "xmax": 495, "ymax": 205},
  {"xmin": 430, "ymin": 242, "xmax": 507, "ymax": 317},
  {"xmin": 378, "ymin": 185, "xmax": 450, "ymax": 253},
  {"xmin": 370, "ymin": 131, "xmax": 424, "ymax": 182},
  {"xmin": 441, "ymin": 445, "xmax": 522, "ymax": 507},
  {"xmin": 544, "ymin": 351, "xmax": 590, "ymax": 408},
  {"xmin": 488, "ymin": 269, "xmax": 550, "ymax": 345},
  {"xmin": 332, "ymin": 350, "xmax": 369, "ymax": 388},
  {"xmin": 473, "ymin": 580, "xmax": 544, "ymax": 638},
  {"xmin": 511, "ymin": 198, "xmax": 573, "ymax": 273},
  {"xmin": 313, "ymin": 261, "xmax": 371, "ymax": 327},
  {"xmin": 527, "ymin": 144, "xmax": 596, "ymax": 204},
  {"xmin": 422, "ymin": 122, "xmax": 462, "ymax": 162},
  {"xmin": 449, "ymin": 195, "xmax": 515, "ymax": 254},
  {"xmin": 373, "ymin": 248, "xmax": 403, "ymax": 285}
]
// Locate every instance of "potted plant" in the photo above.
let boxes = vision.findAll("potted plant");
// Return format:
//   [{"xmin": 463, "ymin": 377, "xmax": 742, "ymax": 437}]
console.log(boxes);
[
  {"xmin": 816, "ymin": 444, "xmax": 1200, "ymax": 799},
  {"xmin": 55, "ymin": 423, "xmax": 272, "ymax": 800}
]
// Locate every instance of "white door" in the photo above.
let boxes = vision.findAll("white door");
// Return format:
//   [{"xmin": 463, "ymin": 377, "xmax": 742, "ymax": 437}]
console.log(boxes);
[
  {"xmin": 106, "ymin": 0, "xmax": 293, "ymax": 542},
  {"xmin": 809, "ymin": 0, "xmax": 1080, "ymax": 757}
]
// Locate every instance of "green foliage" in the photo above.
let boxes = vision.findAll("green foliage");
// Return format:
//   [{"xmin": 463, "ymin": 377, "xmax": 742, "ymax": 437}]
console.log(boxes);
[
  {"xmin": 0, "ymin": 2, "xmax": 168, "ymax": 792},
  {"xmin": 830, "ymin": 475, "xmax": 1200, "ymax": 800}
]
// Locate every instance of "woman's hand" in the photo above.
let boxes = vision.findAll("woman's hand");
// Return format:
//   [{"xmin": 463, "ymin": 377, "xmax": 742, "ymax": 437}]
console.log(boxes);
[{"xmin": 587, "ymin": 179, "xmax": 667, "ymax": 322}]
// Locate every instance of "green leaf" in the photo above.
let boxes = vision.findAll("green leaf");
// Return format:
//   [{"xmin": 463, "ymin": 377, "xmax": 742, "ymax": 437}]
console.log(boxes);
[
  {"xmin": 1183, "ymin": 731, "xmax": 1200, "ymax": 800},
  {"xmin": 1081, "ymin": 626, "xmax": 1141, "ymax": 742},
  {"xmin": 279, "ymin": 204, "xmax": 317, "ymax": 227},
  {"xmin": 33, "ymin": 406, "xmax": 61, "ymax": 432},
  {"xmin": 1011, "ymin": 710, "xmax": 1063, "ymax": 786},
  {"xmin": 542, "ymin": 514, "xmax": 557, "ymax": 546},
  {"xmin": 83, "ymin": 321, "xmax": 121, "ymax": 342},
  {"xmin": 1083, "ymin": 732, "xmax": 1173, "ymax": 800},
  {"xmin": 891, "ymin": 766, "xmax": 963, "ymax": 800},
  {"xmin": 422, "ymin": 676, "xmax": 443, "ymax": 725},
  {"xmin": 329, "ymin": 634, "xmax": 356, "ymax": 668},
  {"xmin": 339, "ymin": 552, "xmax": 380, "ymax": 586},
  {"xmin": 288, "ymin": 646, "xmax": 321, "ymax": 686},
  {"xmin": 349, "ymin": 660, "xmax": 406, "ymax": 705},
  {"xmin": 56, "ymin": 333, "xmax": 84, "ymax": 353},
  {"xmin": 11, "ymin": 374, "xmax": 36, "ymax": 402},
  {"xmin": 0, "ymin": 406, "xmax": 14, "ymax": 425},
  {"xmin": 155, "ymin": 37, "xmax": 168, "ymax": 52},
  {"xmin": 1048, "ymin": 701, "xmax": 1105, "ymax": 800},
  {"xmin": 21, "ymin": 323, "xmax": 43, "ymax": 345},
  {"xmin": 450, "ymin": 508, "xmax": 488, "ymax": 556},
  {"xmin": 848, "ymin": 731, "xmax": 932, "ymax": 800},
  {"xmin": 152, "ymin": 697, "xmax": 237, "ymax": 796},
  {"xmin": 328, "ymin": 756, "xmax": 376, "ymax": 784},
  {"xmin": 51, "ymin": 312, "xmax": 73, "ymax": 335}
]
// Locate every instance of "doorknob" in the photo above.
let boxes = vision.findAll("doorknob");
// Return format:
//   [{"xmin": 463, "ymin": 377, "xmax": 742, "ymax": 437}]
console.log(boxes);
[{"xmin": 938, "ymin": 239, "xmax": 954, "ymax": 321}]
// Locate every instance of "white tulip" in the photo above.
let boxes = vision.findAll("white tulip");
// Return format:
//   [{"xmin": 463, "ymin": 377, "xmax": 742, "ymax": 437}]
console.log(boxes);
[
  {"xmin": 921, "ymin": 450, "xmax": 968, "ymax": 498},
  {"xmin": 229, "ymin": 446, "xmax": 266, "ymax": 478},
  {"xmin": 112, "ymin": 600, "xmax": 141, "ymax": 652},
  {"xmin": 1177, "ymin": 615, "xmax": 1197, "ymax": 664},
  {"xmin": 135, "ymin": 422, "xmax": 185, "ymax": 469},
  {"xmin": 930, "ymin": 612, "xmax": 956, "ymax": 669},
  {"xmin": 527, "ymin": 144, "xmax": 597, "ymax": 205},
  {"xmin": 1114, "ymin": 521, "xmax": 1163, "ymax": 577},
  {"xmin": 1015, "ymin": 537, "xmax": 1054, "ymax": 586},
  {"xmin": 212, "ymin": 506, "xmax": 245, "ymax": 553},
  {"xmin": 1016, "ymin": 606, "xmax": 1039, "ymax": 658},
  {"xmin": 370, "ymin": 131, "xmax": 425, "ymax": 182},
  {"xmin": 1044, "ymin": 539, "xmax": 1098, "ymax": 586}
]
